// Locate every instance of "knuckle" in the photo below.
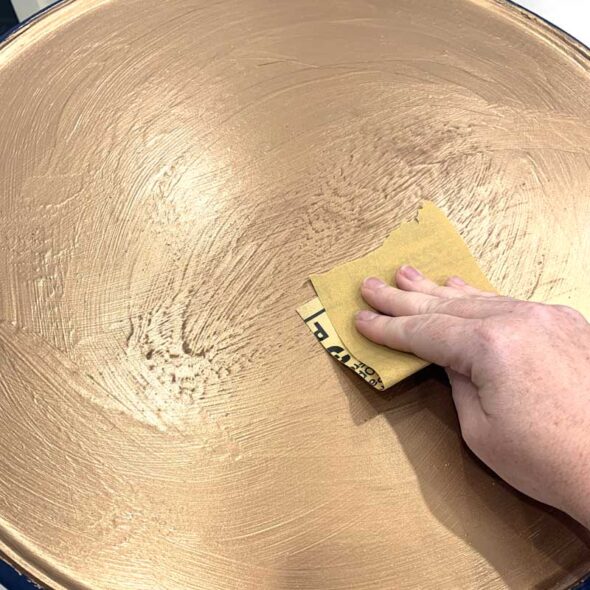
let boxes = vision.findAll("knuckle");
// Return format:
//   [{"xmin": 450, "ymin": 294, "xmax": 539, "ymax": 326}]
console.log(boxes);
[
  {"xmin": 379, "ymin": 316, "xmax": 396, "ymax": 339},
  {"xmin": 379, "ymin": 286, "xmax": 397, "ymax": 305},
  {"xmin": 433, "ymin": 286, "xmax": 452, "ymax": 298},
  {"xmin": 553, "ymin": 304, "xmax": 585, "ymax": 322},
  {"xmin": 475, "ymin": 320, "xmax": 508, "ymax": 353},
  {"xmin": 418, "ymin": 296, "xmax": 440, "ymax": 315},
  {"xmin": 402, "ymin": 315, "xmax": 434, "ymax": 344},
  {"xmin": 525, "ymin": 302, "xmax": 554, "ymax": 322},
  {"xmin": 402, "ymin": 315, "xmax": 424, "ymax": 336}
]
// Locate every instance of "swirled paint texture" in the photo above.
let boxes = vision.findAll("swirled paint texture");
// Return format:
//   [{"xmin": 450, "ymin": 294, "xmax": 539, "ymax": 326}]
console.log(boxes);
[{"xmin": 0, "ymin": 0, "xmax": 589, "ymax": 588}]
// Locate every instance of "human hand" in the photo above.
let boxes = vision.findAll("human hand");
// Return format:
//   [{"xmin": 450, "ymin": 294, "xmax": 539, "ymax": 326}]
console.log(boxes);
[{"xmin": 355, "ymin": 266, "xmax": 590, "ymax": 528}]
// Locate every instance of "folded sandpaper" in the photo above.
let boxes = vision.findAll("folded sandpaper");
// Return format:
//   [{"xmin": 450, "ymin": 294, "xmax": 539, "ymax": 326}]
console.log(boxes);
[{"xmin": 298, "ymin": 201, "xmax": 494, "ymax": 389}]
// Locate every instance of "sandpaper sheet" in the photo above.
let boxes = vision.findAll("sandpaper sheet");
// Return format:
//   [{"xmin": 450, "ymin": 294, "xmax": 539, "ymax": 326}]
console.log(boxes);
[{"xmin": 299, "ymin": 202, "xmax": 494, "ymax": 389}]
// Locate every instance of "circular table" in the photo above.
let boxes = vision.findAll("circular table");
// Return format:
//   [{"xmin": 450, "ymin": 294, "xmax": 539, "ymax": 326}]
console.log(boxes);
[{"xmin": 0, "ymin": 0, "xmax": 589, "ymax": 588}]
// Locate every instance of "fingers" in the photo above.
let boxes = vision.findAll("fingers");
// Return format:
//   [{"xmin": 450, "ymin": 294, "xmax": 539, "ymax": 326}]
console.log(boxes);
[
  {"xmin": 395, "ymin": 265, "xmax": 467, "ymax": 298},
  {"xmin": 355, "ymin": 310, "xmax": 476, "ymax": 373},
  {"xmin": 360, "ymin": 277, "xmax": 514, "ymax": 319},
  {"xmin": 445, "ymin": 275, "xmax": 497, "ymax": 298},
  {"xmin": 361, "ymin": 279, "xmax": 442, "ymax": 316},
  {"xmin": 395, "ymin": 265, "xmax": 498, "ymax": 299}
]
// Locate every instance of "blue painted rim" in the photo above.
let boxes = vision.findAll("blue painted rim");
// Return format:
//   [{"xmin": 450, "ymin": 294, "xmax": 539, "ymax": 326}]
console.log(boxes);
[
  {"xmin": 0, "ymin": 0, "xmax": 62, "ymax": 43},
  {"xmin": 0, "ymin": 558, "xmax": 39, "ymax": 589}
]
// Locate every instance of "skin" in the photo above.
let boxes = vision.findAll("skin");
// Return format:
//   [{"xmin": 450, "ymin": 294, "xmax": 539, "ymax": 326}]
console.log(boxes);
[{"xmin": 355, "ymin": 265, "xmax": 590, "ymax": 529}]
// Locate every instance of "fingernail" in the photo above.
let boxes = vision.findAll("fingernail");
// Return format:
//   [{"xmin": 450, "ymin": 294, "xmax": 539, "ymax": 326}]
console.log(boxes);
[
  {"xmin": 356, "ymin": 310, "xmax": 378, "ymax": 321},
  {"xmin": 400, "ymin": 265, "xmax": 422, "ymax": 281},
  {"xmin": 362, "ymin": 277, "xmax": 386, "ymax": 290},
  {"xmin": 448, "ymin": 275, "xmax": 466, "ymax": 286}
]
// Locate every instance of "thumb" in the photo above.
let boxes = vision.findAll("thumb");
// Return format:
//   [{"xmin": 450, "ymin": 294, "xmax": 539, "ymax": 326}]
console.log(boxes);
[{"xmin": 446, "ymin": 369, "xmax": 486, "ymax": 453}]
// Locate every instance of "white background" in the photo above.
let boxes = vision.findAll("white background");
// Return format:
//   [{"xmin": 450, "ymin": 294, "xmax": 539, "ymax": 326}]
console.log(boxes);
[
  {"xmin": 515, "ymin": 0, "xmax": 590, "ymax": 47},
  {"xmin": 11, "ymin": 0, "xmax": 54, "ymax": 22}
]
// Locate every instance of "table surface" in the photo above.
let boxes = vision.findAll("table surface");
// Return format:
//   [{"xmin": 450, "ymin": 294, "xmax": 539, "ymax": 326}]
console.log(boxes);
[
  {"xmin": 5, "ymin": 0, "xmax": 590, "ymax": 47},
  {"xmin": 0, "ymin": 1, "xmax": 587, "ymax": 590}
]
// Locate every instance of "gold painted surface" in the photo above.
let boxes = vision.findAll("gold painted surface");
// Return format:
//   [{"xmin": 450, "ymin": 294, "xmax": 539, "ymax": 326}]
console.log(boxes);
[
  {"xmin": 307, "ymin": 202, "xmax": 495, "ymax": 388},
  {"xmin": 0, "ymin": 0, "xmax": 589, "ymax": 588}
]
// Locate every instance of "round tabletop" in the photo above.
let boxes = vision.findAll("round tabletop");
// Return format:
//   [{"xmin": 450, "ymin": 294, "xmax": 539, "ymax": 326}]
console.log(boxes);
[{"xmin": 0, "ymin": 0, "xmax": 589, "ymax": 588}]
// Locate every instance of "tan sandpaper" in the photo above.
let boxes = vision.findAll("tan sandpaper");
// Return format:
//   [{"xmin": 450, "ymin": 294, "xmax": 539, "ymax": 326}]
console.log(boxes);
[
  {"xmin": 306, "ymin": 202, "xmax": 494, "ymax": 388},
  {"xmin": 298, "ymin": 296, "xmax": 386, "ymax": 389}
]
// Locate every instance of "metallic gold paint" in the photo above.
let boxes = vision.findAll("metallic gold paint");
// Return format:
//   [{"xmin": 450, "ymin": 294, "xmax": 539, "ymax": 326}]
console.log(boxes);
[{"xmin": 0, "ymin": 0, "xmax": 589, "ymax": 588}]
